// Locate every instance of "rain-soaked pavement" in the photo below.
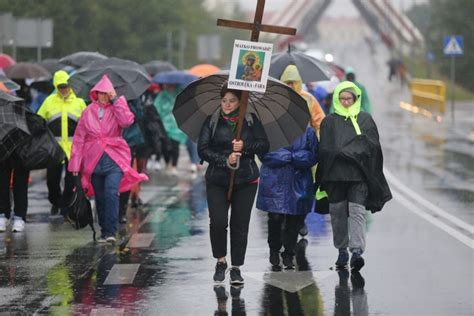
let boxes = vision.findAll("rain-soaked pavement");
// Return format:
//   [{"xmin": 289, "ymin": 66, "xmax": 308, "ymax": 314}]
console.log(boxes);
[{"xmin": 1, "ymin": 39, "xmax": 473, "ymax": 314}]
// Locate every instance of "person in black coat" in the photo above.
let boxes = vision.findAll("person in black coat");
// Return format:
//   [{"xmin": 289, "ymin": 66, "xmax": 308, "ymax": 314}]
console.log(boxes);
[
  {"xmin": 198, "ymin": 83, "xmax": 269, "ymax": 285},
  {"xmin": 316, "ymin": 81, "xmax": 391, "ymax": 272}
]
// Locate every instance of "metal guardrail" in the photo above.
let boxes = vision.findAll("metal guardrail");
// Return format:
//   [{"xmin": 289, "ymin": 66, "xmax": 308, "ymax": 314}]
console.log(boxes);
[{"xmin": 410, "ymin": 79, "xmax": 446, "ymax": 114}]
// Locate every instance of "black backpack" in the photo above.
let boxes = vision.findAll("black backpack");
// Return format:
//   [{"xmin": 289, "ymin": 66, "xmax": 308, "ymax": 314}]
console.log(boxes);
[{"xmin": 62, "ymin": 176, "xmax": 96, "ymax": 240}]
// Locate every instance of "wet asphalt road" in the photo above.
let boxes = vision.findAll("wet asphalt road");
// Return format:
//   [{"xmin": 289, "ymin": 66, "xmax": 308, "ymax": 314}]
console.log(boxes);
[{"xmin": 0, "ymin": 38, "xmax": 473, "ymax": 315}]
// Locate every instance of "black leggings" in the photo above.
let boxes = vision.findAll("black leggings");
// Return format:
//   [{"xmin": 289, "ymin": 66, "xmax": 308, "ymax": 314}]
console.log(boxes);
[
  {"xmin": 267, "ymin": 213, "xmax": 306, "ymax": 258},
  {"xmin": 163, "ymin": 139, "xmax": 180, "ymax": 167},
  {"xmin": 0, "ymin": 158, "xmax": 30, "ymax": 220},
  {"xmin": 206, "ymin": 182, "xmax": 257, "ymax": 266}
]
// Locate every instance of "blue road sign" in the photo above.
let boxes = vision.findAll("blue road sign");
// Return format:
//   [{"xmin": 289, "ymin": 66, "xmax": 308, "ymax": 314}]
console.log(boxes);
[{"xmin": 443, "ymin": 36, "xmax": 464, "ymax": 56}]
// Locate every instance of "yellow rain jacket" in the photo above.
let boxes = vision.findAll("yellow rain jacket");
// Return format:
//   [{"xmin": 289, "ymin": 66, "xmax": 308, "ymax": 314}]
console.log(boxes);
[
  {"xmin": 37, "ymin": 70, "xmax": 86, "ymax": 159},
  {"xmin": 280, "ymin": 65, "xmax": 325, "ymax": 132}
]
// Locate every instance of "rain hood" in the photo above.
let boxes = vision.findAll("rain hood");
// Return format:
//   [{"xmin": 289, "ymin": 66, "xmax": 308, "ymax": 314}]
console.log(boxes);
[
  {"xmin": 280, "ymin": 65, "xmax": 303, "ymax": 93},
  {"xmin": 53, "ymin": 70, "xmax": 69, "ymax": 89},
  {"xmin": 333, "ymin": 81, "xmax": 362, "ymax": 135},
  {"xmin": 89, "ymin": 74, "xmax": 115, "ymax": 102}
]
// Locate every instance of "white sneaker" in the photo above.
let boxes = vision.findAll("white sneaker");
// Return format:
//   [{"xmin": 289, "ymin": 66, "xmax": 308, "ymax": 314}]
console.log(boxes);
[
  {"xmin": 11, "ymin": 216, "xmax": 25, "ymax": 232},
  {"xmin": 0, "ymin": 216, "xmax": 6, "ymax": 232},
  {"xmin": 190, "ymin": 164, "xmax": 197, "ymax": 173}
]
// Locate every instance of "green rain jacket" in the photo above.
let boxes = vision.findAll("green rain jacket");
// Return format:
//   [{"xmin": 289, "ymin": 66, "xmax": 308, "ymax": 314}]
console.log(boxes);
[
  {"xmin": 316, "ymin": 81, "xmax": 391, "ymax": 213},
  {"xmin": 154, "ymin": 89, "xmax": 187, "ymax": 144}
]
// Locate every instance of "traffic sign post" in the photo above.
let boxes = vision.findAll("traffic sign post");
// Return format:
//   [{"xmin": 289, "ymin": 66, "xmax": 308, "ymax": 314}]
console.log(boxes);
[{"xmin": 443, "ymin": 35, "xmax": 464, "ymax": 123}]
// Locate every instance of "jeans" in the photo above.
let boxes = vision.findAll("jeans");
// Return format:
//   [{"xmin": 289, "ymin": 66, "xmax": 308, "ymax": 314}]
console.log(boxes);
[
  {"xmin": 186, "ymin": 139, "xmax": 199, "ymax": 164},
  {"xmin": 92, "ymin": 153, "xmax": 123, "ymax": 238}
]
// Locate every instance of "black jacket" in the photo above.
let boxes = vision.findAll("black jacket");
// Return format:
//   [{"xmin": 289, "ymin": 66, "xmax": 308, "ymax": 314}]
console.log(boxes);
[
  {"xmin": 316, "ymin": 112, "xmax": 392, "ymax": 213},
  {"xmin": 198, "ymin": 113, "xmax": 269, "ymax": 186}
]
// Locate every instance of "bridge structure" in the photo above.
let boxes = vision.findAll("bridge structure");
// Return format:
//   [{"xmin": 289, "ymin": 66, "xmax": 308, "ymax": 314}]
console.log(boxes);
[{"xmin": 262, "ymin": 0, "xmax": 424, "ymax": 54}]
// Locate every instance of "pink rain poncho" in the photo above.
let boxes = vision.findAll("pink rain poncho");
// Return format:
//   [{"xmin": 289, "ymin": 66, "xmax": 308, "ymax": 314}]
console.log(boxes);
[{"xmin": 68, "ymin": 74, "xmax": 148, "ymax": 197}]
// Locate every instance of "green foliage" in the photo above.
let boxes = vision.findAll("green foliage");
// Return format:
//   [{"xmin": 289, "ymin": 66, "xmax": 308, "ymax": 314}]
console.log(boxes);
[
  {"xmin": 0, "ymin": 0, "xmax": 244, "ymax": 68},
  {"xmin": 407, "ymin": 0, "xmax": 474, "ymax": 92}
]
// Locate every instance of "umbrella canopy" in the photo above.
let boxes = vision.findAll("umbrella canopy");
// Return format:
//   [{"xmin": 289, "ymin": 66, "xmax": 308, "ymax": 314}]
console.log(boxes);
[
  {"xmin": 0, "ymin": 91, "xmax": 30, "ymax": 162},
  {"xmin": 4, "ymin": 62, "xmax": 51, "ymax": 80},
  {"xmin": 269, "ymin": 51, "xmax": 333, "ymax": 83},
  {"xmin": 39, "ymin": 58, "xmax": 68, "ymax": 74},
  {"xmin": 188, "ymin": 64, "xmax": 221, "ymax": 77},
  {"xmin": 68, "ymin": 57, "xmax": 151, "ymax": 101},
  {"xmin": 153, "ymin": 70, "xmax": 197, "ymax": 87},
  {"xmin": 0, "ymin": 69, "xmax": 20, "ymax": 91},
  {"xmin": 0, "ymin": 53, "xmax": 15, "ymax": 69},
  {"xmin": 59, "ymin": 51, "xmax": 107, "ymax": 68},
  {"xmin": 173, "ymin": 71, "xmax": 310, "ymax": 152},
  {"xmin": 142, "ymin": 60, "xmax": 177, "ymax": 76}
]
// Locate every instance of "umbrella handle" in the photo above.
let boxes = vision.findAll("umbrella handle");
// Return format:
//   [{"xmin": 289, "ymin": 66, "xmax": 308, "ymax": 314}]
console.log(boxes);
[{"xmin": 226, "ymin": 155, "xmax": 240, "ymax": 170}]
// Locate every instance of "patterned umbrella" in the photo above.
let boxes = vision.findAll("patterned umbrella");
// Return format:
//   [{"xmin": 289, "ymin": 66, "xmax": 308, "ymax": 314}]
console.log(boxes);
[
  {"xmin": 173, "ymin": 71, "xmax": 310, "ymax": 152},
  {"xmin": 0, "ymin": 91, "xmax": 30, "ymax": 162}
]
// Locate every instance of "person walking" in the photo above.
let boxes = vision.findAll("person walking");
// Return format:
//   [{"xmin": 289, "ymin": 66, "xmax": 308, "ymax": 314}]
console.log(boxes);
[
  {"xmin": 153, "ymin": 83, "xmax": 187, "ymax": 175},
  {"xmin": 315, "ymin": 81, "xmax": 391, "ymax": 271},
  {"xmin": 198, "ymin": 83, "xmax": 269, "ymax": 284},
  {"xmin": 256, "ymin": 126, "xmax": 318, "ymax": 270},
  {"xmin": 37, "ymin": 70, "xmax": 87, "ymax": 215},
  {"xmin": 340, "ymin": 67, "xmax": 372, "ymax": 114},
  {"xmin": 68, "ymin": 74, "xmax": 148, "ymax": 243}
]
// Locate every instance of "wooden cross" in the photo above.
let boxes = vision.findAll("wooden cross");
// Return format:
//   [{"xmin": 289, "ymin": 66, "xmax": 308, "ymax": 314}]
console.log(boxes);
[
  {"xmin": 217, "ymin": 0, "xmax": 296, "ymax": 42},
  {"xmin": 217, "ymin": 0, "xmax": 297, "ymax": 200}
]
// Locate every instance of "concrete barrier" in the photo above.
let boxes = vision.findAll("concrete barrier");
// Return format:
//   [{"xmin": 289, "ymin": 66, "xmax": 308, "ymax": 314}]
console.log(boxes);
[{"xmin": 410, "ymin": 79, "xmax": 446, "ymax": 114}]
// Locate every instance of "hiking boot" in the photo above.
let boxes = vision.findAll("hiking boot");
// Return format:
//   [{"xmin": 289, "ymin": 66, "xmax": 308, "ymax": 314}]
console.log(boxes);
[
  {"xmin": 11, "ymin": 216, "xmax": 25, "ymax": 232},
  {"xmin": 350, "ymin": 252, "xmax": 365, "ymax": 272},
  {"xmin": 229, "ymin": 267, "xmax": 244, "ymax": 285},
  {"xmin": 269, "ymin": 250, "xmax": 280, "ymax": 267},
  {"xmin": 50, "ymin": 205, "xmax": 59, "ymax": 215},
  {"xmin": 299, "ymin": 223, "xmax": 308, "ymax": 237},
  {"xmin": 335, "ymin": 249, "xmax": 349, "ymax": 269},
  {"xmin": 213, "ymin": 261, "xmax": 227, "ymax": 283},
  {"xmin": 282, "ymin": 256, "xmax": 295, "ymax": 270}
]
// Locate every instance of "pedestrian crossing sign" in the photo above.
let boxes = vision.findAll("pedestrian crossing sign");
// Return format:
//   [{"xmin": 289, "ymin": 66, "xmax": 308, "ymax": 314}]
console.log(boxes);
[{"xmin": 443, "ymin": 36, "xmax": 464, "ymax": 56}]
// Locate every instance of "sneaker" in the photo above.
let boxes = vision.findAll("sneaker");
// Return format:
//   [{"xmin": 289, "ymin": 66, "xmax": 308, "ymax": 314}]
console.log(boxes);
[
  {"xmin": 190, "ymin": 164, "xmax": 197, "ymax": 173},
  {"xmin": 11, "ymin": 216, "xmax": 25, "ymax": 232},
  {"xmin": 299, "ymin": 223, "xmax": 308, "ymax": 237},
  {"xmin": 336, "ymin": 249, "xmax": 349, "ymax": 269},
  {"xmin": 0, "ymin": 216, "xmax": 6, "ymax": 232},
  {"xmin": 350, "ymin": 252, "xmax": 365, "ymax": 272},
  {"xmin": 269, "ymin": 250, "xmax": 280, "ymax": 267},
  {"xmin": 50, "ymin": 205, "xmax": 59, "ymax": 215},
  {"xmin": 97, "ymin": 237, "xmax": 107, "ymax": 243},
  {"xmin": 106, "ymin": 236, "xmax": 117, "ymax": 243},
  {"xmin": 213, "ymin": 261, "xmax": 227, "ymax": 283},
  {"xmin": 282, "ymin": 256, "xmax": 295, "ymax": 270},
  {"xmin": 229, "ymin": 267, "xmax": 244, "ymax": 285}
]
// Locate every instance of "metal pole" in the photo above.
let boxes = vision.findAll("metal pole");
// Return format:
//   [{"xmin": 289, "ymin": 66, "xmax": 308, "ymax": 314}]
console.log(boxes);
[
  {"xmin": 37, "ymin": 19, "xmax": 42, "ymax": 62},
  {"xmin": 167, "ymin": 32, "xmax": 173, "ymax": 64},
  {"xmin": 179, "ymin": 30, "xmax": 186, "ymax": 70},
  {"xmin": 450, "ymin": 56, "xmax": 455, "ymax": 122}
]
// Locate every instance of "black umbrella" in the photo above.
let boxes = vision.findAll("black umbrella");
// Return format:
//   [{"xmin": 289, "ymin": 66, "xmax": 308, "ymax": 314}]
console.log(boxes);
[
  {"xmin": 69, "ymin": 57, "xmax": 151, "ymax": 101},
  {"xmin": 59, "ymin": 51, "xmax": 107, "ymax": 68},
  {"xmin": 269, "ymin": 50, "xmax": 333, "ymax": 83},
  {"xmin": 0, "ymin": 91, "xmax": 30, "ymax": 162},
  {"xmin": 4, "ymin": 62, "xmax": 51, "ymax": 80},
  {"xmin": 173, "ymin": 71, "xmax": 310, "ymax": 152},
  {"xmin": 143, "ymin": 60, "xmax": 177, "ymax": 76},
  {"xmin": 39, "ymin": 58, "xmax": 68, "ymax": 74}
]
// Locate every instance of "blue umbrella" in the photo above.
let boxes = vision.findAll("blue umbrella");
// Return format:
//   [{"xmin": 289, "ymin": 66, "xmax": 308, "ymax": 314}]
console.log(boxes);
[{"xmin": 152, "ymin": 71, "xmax": 197, "ymax": 87}]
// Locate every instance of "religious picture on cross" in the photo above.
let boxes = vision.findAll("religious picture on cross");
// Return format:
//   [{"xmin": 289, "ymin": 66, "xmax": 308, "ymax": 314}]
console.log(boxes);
[{"xmin": 228, "ymin": 39, "xmax": 273, "ymax": 93}]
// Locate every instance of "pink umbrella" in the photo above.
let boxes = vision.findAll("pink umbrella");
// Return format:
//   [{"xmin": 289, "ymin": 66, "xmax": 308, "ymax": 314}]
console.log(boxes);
[{"xmin": 0, "ymin": 54, "xmax": 16, "ymax": 69}]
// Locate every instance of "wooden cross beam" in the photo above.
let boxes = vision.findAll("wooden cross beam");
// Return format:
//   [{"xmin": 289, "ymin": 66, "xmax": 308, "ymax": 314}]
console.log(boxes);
[
  {"xmin": 217, "ymin": 0, "xmax": 296, "ymax": 42},
  {"xmin": 217, "ymin": 0, "xmax": 296, "ymax": 200}
]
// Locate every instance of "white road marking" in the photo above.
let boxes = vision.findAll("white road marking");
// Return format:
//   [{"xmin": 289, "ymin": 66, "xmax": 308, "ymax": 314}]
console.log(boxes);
[
  {"xmin": 392, "ymin": 190, "xmax": 474, "ymax": 249},
  {"xmin": 385, "ymin": 168, "xmax": 474, "ymax": 234}
]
